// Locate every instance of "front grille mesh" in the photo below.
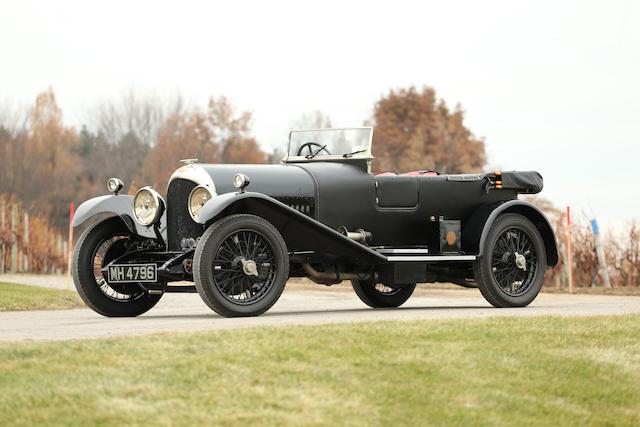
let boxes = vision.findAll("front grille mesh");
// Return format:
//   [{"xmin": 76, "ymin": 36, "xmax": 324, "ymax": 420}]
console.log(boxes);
[{"xmin": 167, "ymin": 179, "xmax": 204, "ymax": 251}]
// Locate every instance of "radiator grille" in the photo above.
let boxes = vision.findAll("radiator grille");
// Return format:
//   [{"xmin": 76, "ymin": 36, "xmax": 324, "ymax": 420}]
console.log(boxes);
[{"xmin": 166, "ymin": 179, "xmax": 204, "ymax": 251}]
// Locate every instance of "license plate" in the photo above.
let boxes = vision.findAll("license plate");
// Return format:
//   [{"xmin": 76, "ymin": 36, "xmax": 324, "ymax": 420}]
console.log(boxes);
[{"xmin": 107, "ymin": 264, "xmax": 158, "ymax": 283}]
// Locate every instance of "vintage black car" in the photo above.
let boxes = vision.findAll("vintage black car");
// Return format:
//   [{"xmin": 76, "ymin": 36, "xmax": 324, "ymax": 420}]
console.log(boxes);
[{"xmin": 72, "ymin": 127, "xmax": 557, "ymax": 317}]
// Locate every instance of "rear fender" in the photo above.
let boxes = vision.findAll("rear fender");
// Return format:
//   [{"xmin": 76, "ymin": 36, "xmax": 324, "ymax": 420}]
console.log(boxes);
[
  {"xmin": 463, "ymin": 200, "xmax": 558, "ymax": 266},
  {"xmin": 73, "ymin": 195, "xmax": 166, "ymax": 242},
  {"xmin": 196, "ymin": 192, "xmax": 386, "ymax": 265}
]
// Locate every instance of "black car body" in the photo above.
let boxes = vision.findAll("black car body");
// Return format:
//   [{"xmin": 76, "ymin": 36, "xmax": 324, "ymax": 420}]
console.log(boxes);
[{"xmin": 72, "ymin": 127, "xmax": 557, "ymax": 317}]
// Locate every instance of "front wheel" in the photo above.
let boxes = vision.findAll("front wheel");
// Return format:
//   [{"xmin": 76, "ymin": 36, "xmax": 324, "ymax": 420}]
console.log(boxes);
[
  {"xmin": 193, "ymin": 214, "xmax": 289, "ymax": 317},
  {"xmin": 72, "ymin": 218, "xmax": 162, "ymax": 317},
  {"xmin": 474, "ymin": 213, "xmax": 547, "ymax": 307},
  {"xmin": 351, "ymin": 280, "xmax": 416, "ymax": 308}
]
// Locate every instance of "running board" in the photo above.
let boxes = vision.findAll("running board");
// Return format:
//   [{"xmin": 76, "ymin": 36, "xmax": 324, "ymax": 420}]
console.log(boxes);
[
  {"xmin": 376, "ymin": 248, "xmax": 430, "ymax": 254},
  {"xmin": 386, "ymin": 255, "xmax": 476, "ymax": 262}
]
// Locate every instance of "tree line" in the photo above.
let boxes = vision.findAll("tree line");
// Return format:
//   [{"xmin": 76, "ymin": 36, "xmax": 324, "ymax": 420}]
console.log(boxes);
[
  {"xmin": 0, "ymin": 86, "xmax": 485, "ymax": 230},
  {"xmin": 1, "ymin": 85, "xmax": 639, "ymax": 287}
]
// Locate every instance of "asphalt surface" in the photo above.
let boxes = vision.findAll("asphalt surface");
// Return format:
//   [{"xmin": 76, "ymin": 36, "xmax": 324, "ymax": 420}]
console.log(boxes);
[{"xmin": 1, "ymin": 274, "xmax": 640, "ymax": 342}]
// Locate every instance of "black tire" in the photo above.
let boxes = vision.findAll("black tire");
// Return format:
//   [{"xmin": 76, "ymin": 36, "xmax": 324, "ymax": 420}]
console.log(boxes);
[
  {"xmin": 193, "ymin": 214, "xmax": 289, "ymax": 317},
  {"xmin": 351, "ymin": 280, "xmax": 416, "ymax": 308},
  {"xmin": 72, "ymin": 218, "xmax": 162, "ymax": 317},
  {"xmin": 474, "ymin": 213, "xmax": 547, "ymax": 308}
]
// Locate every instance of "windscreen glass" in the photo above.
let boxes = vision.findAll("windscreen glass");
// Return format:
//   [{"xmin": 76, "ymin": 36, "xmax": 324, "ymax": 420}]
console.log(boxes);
[{"xmin": 288, "ymin": 128, "xmax": 372, "ymax": 158}]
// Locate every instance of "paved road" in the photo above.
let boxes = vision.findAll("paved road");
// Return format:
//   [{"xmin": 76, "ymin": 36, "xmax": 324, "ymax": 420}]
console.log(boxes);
[{"xmin": 2, "ymin": 278, "xmax": 640, "ymax": 342}]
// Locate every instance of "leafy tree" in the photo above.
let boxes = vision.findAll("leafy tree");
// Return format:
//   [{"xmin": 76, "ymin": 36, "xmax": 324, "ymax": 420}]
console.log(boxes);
[
  {"xmin": 370, "ymin": 86, "xmax": 485, "ymax": 174},
  {"xmin": 141, "ymin": 96, "xmax": 265, "ymax": 189},
  {"xmin": 20, "ymin": 89, "xmax": 81, "ymax": 229},
  {"xmin": 141, "ymin": 112, "xmax": 215, "ymax": 189}
]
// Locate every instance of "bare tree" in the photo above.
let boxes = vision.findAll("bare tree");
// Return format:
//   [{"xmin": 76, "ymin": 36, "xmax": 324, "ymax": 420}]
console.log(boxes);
[
  {"xmin": 0, "ymin": 101, "xmax": 29, "ymax": 196},
  {"xmin": 290, "ymin": 111, "xmax": 333, "ymax": 130},
  {"xmin": 89, "ymin": 89, "xmax": 184, "ymax": 146}
]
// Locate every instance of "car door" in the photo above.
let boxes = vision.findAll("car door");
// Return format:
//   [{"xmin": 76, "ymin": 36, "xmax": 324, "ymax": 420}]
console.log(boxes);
[{"xmin": 375, "ymin": 176, "xmax": 419, "ymax": 208}]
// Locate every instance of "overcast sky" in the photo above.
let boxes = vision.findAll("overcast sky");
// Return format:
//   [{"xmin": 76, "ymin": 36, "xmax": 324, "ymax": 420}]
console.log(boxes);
[{"xmin": 1, "ymin": 0, "xmax": 638, "ymax": 229}]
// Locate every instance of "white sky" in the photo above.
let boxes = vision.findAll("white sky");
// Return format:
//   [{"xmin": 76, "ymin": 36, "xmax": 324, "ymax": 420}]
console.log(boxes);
[{"xmin": 1, "ymin": 0, "xmax": 639, "ymax": 229}]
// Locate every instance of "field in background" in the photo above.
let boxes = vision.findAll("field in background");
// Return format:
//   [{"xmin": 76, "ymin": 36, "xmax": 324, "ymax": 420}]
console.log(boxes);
[
  {"xmin": 1, "ymin": 316, "xmax": 638, "ymax": 426},
  {"xmin": 0, "ymin": 282, "xmax": 82, "ymax": 311}
]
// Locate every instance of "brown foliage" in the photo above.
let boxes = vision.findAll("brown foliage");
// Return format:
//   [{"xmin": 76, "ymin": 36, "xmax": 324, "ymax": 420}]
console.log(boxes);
[
  {"xmin": 141, "ymin": 112, "xmax": 215, "ymax": 188},
  {"xmin": 1, "ymin": 89, "xmax": 266, "ymax": 228},
  {"xmin": 370, "ymin": 86, "xmax": 486, "ymax": 174},
  {"xmin": 0, "ymin": 89, "xmax": 81, "ymax": 229},
  {"xmin": 0, "ymin": 195, "xmax": 67, "ymax": 273},
  {"xmin": 526, "ymin": 195, "xmax": 640, "ymax": 288},
  {"xmin": 141, "ymin": 96, "xmax": 266, "ymax": 189},
  {"xmin": 607, "ymin": 222, "xmax": 640, "ymax": 287}
]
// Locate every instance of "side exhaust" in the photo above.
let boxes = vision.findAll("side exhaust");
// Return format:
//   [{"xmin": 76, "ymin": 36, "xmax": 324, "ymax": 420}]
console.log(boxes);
[
  {"xmin": 302, "ymin": 263, "xmax": 373, "ymax": 285},
  {"xmin": 337, "ymin": 226, "xmax": 372, "ymax": 244}
]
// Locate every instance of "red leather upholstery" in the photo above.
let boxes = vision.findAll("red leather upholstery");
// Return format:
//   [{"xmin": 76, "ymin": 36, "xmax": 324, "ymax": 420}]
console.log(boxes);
[{"xmin": 401, "ymin": 171, "xmax": 438, "ymax": 176}]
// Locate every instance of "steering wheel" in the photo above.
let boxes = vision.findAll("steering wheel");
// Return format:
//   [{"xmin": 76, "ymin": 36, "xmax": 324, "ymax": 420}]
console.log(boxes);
[{"xmin": 296, "ymin": 142, "xmax": 332, "ymax": 158}]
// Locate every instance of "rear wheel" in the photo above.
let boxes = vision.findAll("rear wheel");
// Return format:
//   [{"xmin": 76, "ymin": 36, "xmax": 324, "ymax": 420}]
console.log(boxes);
[
  {"xmin": 194, "ymin": 214, "xmax": 289, "ymax": 317},
  {"xmin": 474, "ymin": 213, "xmax": 547, "ymax": 307},
  {"xmin": 72, "ymin": 218, "xmax": 162, "ymax": 317},
  {"xmin": 351, "ymin": 280, "xmax": 415, "ymax": 308}
]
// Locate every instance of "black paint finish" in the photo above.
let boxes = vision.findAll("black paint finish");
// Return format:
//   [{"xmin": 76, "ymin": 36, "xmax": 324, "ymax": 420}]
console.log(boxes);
[{"xmin": 166, "ymin": 160, "xmax": 555, "ymax": 264}]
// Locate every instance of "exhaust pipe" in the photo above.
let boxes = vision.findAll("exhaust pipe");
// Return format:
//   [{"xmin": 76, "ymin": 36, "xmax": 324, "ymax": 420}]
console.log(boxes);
[
  {"xmin": 302, "ymin": 263, "xmax": 372, "ymax": 284},
  {"xmin": 337, "ymin": 226, "xmax": 372, "ymax": 243}
]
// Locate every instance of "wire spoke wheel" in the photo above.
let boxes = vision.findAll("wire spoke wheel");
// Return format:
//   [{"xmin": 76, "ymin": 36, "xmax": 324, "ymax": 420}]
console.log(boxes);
[
  {"xmin": 490, "ymin": 226, "xmax": 538, "ymax": 297},
  {"xmin": 73, "ymin": 218, "xmax": 162, "ymax": 317},
  {"xmin": 194, "ymin": 214, "xmax": 289, "ymax": 317},
  {"xmin": 92, "ymin": 234, "xmax": 146, "ymax": 302},
  {"xmin": 212, "ymin": 229, "xmax": 277, "ymax": 305}
]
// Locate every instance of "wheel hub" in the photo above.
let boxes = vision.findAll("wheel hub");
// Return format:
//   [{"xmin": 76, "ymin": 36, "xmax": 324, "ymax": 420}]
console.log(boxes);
[
  {"xmin": 514, "ymin": 252, "xmax": 527, "ymax": 271},
  {"xmin": 241, "ymin": 259, "xmax": 259, "ymax": 277}
]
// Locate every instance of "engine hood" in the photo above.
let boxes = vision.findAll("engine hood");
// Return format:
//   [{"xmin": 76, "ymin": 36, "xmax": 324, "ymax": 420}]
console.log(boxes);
[{"xmin": 196, "ymin": 163, "xmax": 316, "ymax": 198}]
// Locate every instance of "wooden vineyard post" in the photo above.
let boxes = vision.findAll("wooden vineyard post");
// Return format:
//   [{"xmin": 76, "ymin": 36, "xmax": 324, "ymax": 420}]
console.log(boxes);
[
  {"xmin": 67, "ymin": 202, "xmax": 75, "ymax": 287},
  {"xmin": 566, "ymin": 206, "xmax": 573, "ymax": 294},
  {"xmin": 23, "ymin": 212, "xmax": 29, "ymax": 273},
  {"xmin": 57, "ymin": 234, "xmax": 63, "ymax": 274},
  {"xmin": 0, "ymin": 201, "xmax": 5, "ymax": 274},
  {"xmin": 11, "ymin": 204, "xmax": 18, "ymax": 273}
]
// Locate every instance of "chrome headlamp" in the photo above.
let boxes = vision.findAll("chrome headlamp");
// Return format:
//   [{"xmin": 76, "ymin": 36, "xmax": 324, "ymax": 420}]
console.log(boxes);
[
  {"xmin": 233, "ymin": 173, "xmax": 250, "ymax": 192},
  {"xmin": 188, "ymin": 185, "xmax": 215, "ymax": 221},
  {"xmin": 107, "ymin": 177, "xmax": 124, "ymax": 194},
  {"xmin": 133, "ymin": 187, "xmax": 165, "ymax": 226}
]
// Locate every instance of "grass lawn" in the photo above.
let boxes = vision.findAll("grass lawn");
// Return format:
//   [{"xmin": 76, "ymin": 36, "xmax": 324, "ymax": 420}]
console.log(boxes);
[
  {"xmin": 0, "ymin": 282, "xmax": 83, "ymax": 311},
  {"xmin": 1, "ymin": 316, "xmax": 639, "ymax": 426}
]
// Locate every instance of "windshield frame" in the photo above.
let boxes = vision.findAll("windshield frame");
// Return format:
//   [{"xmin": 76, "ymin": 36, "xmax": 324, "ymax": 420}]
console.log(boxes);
[{"xmin": 283, "ymin": 127, "xmax": 374, "ymax": 163}]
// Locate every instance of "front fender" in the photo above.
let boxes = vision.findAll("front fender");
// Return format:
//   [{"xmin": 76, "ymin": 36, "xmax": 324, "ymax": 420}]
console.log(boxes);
[
  {"xmin": 73, "ymin": 195, "xmax": 166, "ymax": 241},
  {"xmin": 463, "ymin": 200, "xmax": 558, "ymax": 266},
  {"xmin": 197, "ymin": 192, "xmax": 386, "ymax": 265}
]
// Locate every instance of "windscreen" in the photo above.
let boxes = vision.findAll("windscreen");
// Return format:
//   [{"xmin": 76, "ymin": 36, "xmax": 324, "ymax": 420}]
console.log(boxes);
[{"xmin": 288, "ymin": 128, "xmax": 372, "ymax": 158}]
